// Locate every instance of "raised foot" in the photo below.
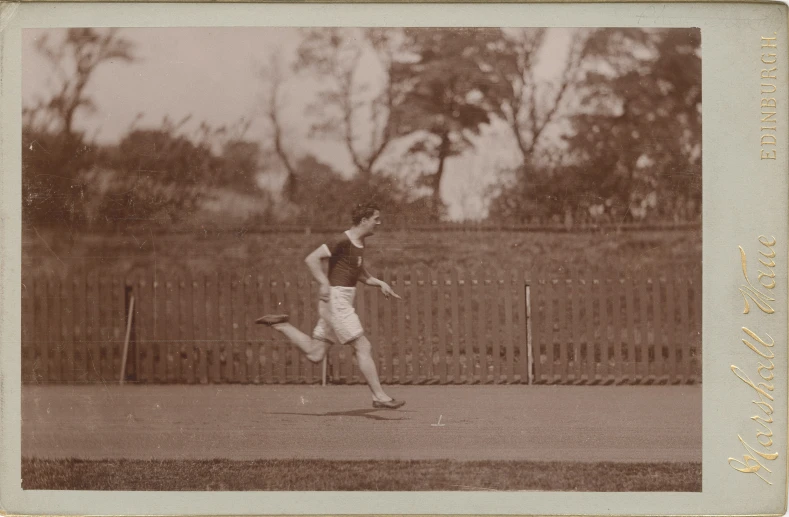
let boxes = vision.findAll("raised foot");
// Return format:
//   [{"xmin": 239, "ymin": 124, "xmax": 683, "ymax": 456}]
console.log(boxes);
[{"xmin": 255, "ymin": 314, "xmax": 289, "ymax": 326}]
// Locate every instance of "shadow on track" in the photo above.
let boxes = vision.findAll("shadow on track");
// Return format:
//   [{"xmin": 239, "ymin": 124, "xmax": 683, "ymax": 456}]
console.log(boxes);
[{"xmin": 267, "ymin": 408, "xmax": 410, "ymax": 421}]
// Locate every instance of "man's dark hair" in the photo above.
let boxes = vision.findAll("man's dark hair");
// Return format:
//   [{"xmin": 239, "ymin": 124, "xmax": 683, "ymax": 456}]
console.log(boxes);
[{"xmin": 351, "ymin": 202, "xmax": 380, "ymax": 225}]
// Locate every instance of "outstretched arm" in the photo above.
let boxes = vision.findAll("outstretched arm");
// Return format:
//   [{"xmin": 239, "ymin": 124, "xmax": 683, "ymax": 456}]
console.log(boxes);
[
  {"xmin": 359, "ymin": 266, "xmax": 401, "ymax": 299},
  {"xmin": 358, "ymin": 267, "xmax": 379, "ymax": 287}
]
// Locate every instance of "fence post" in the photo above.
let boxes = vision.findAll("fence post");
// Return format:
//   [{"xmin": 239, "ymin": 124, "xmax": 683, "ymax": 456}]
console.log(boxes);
[
  {"xmin": 525, "ymin": 282, "xmax": 533, "ymax": 385},
  {"xmin": 120, "ymin": 295, "xmax": 136, "ymax": 385},
  {"xmin": 124, "ymin": 283, "xmax": 137, "ymax": 382}
]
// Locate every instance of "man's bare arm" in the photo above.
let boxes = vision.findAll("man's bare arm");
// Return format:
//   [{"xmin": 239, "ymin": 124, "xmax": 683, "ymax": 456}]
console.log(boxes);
[
  {"xmin": 304, "ymin": 245, "xmax": 331, "ymax": 288},
  {"xmin": 359, "ymin": 266, "xmax": 401, "ymax": 299},
  {"xmin": 359, "ymin": 266, "xmax": 382, "ymax": 287}
]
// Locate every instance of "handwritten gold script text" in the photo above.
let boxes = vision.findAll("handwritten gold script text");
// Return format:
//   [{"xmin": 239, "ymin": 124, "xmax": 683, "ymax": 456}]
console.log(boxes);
[
  {"xmin": 729, "ymin": 328, "xmax": 778, "ymax": 484},
  {"xmin": 738, "ymin": 236, "xmax": 776, "ymax": 314}
]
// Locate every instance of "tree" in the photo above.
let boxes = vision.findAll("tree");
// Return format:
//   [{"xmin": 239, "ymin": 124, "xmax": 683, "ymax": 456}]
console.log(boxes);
[
  {"xmin": 561, "ymin": 28, "xmax": 701, "ymax": 222},
  {"xmin": 220, "ymin": 138, "xmax": 264, "ymax": 192},
  {"xmin": 388, "ymin": 28, "xmax": 510, "ymax": 218},
  {"xmin": 87, "ymin": 115, "xmax": 264, "ymax": 227},
  {"xmin": 295, "ymin": 28, "xmax": 401, "ymax": 180},
  {"xmin": 89, "ymin": 116, "xmax": 211, "ymax": 225},
  {"xmin": 259, "ymin": 51, "xmax": 299, "ymax": 199},
  {"xmin": 281, "ymin": 154, "xmax": 407, "ymax": 226},
  {"xmin": 22, "ymin": 29, "xmax": 137, "ymax": 227},
  {"xmin": 497, "ymin": 28, "xmax": 590, "ymax": 168},
  {"xmin": 192, "ymin": 117, "xmax": 263, "ymax": 192},
  {"xmin": 489, "ymin": 28, "xmax": 701, "ymax": 224},
  {"xmin": 25, "ymin": 29, "xmax": 136, "ymax": 140}
]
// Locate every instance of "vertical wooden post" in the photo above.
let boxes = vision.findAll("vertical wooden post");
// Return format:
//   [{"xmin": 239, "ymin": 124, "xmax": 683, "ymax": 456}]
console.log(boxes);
[
  {"xmin": 123, "ymin": 282, "xmax": 137, "ymax": 382},
  {"xmin": 120, "ymin": 296, "xmax": 136, "ymax": 385},
  {"xmin": 531, "ymin": 276, "xmax": 542, "ymax": 384},
  {"xmin": 525, "ymin": 282, "xmax": 533, "ymax": 385}
]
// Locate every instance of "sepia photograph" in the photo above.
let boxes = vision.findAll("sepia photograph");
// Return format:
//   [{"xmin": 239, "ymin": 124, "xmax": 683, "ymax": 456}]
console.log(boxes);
[{"xmin": 19, "ymin": 24, "xmax": 703, "ymax": 492}]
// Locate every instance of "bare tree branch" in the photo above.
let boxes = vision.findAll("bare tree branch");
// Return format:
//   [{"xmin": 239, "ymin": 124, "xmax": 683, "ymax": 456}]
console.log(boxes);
[
  {"xmin": 31, "ymin": 29, "xmax": 137, "ymax": 139},
  {"xmin": 296, "ymin": 28, "xmax": 400, "ymax": 179},
  {"xmin": 259, "ymin": 50, "xmax": 298, "ymax": 199},
  {"xmin": 503, "ymin": 28, "xmax": 589, "ymax": 169}
]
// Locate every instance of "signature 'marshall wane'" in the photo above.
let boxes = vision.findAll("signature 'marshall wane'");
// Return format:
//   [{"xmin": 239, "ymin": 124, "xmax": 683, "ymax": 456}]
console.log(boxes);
[{"xmin": 729, "ymin": 236, "xmax": 779, "ymax": 485}]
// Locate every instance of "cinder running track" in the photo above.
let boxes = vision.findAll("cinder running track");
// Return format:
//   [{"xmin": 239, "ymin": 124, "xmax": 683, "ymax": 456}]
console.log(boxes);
[{"xmin": 22, "ymin": 385, "xmax": 701, "ymax": 463}]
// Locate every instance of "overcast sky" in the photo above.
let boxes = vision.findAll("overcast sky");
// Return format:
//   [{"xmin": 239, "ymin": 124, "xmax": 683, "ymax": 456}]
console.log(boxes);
[{"xmin": 22, "ymin": 27, "xmax": 573, "ymax": 219}]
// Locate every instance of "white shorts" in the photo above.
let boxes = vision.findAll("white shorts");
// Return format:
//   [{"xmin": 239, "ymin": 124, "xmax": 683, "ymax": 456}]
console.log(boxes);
[{"xmin": 312, "ymin": 286, "xmax": 364, "ymax": 345}]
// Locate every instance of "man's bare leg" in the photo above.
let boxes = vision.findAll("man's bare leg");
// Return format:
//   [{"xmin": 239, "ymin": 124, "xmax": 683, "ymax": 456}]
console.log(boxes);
[
  {"xmin": 270, "ymin": 323, "xmax": 327, "ymax": 363},
  {"xmin": 352, "ymin": 335, "xmax": 394, "ymax": 402}
]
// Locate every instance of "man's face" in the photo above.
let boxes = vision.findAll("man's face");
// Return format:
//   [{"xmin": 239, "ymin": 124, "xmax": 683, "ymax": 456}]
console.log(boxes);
[{"xmin": 362, "ymin": 210, "xmax": 381, "ymax": 236}]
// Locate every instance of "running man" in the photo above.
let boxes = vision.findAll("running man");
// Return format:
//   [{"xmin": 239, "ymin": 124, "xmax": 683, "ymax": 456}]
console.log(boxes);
[{"xmin": 256, "ymin": 203, "xmax": 405, "ymax": 409}]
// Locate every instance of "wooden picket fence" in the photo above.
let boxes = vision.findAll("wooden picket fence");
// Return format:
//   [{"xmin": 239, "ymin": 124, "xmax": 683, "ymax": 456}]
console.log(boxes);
[
  {"xmin": 531, "ymin": 266, "xmax": 702, "ymax": 384},
  {"xmin": 20, "ymin": 265, "xmax": 701, "ymax": 385}
]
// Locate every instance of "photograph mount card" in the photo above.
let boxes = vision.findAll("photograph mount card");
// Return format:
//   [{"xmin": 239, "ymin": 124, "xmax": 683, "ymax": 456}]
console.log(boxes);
[{"xmin": 0, "ymin": 1, "xmax": 787, "ymax": 516}]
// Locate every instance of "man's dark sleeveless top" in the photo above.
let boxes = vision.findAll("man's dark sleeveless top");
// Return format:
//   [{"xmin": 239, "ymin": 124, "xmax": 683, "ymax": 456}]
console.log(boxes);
[{"xmin": 327, "ymin": 232, "xmax": 364, "ymax": 287}]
